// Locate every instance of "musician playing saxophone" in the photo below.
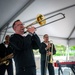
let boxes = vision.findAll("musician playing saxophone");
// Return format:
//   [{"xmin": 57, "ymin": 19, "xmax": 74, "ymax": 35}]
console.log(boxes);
[
  {"xmin": 39, "ymin": 34, "xmax": 56, "ymax": 75},
  {"xmin": 0, "ymin": 35, "xmax": 13, "ymax": 75}
]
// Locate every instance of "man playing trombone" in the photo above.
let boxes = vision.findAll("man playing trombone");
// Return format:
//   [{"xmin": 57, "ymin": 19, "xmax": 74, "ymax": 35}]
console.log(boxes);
[
  {"xmin": 9, "ymin": 20, "xmax": 41, "ymax": 75},
  {"xmin": 39, "ymin": 34, "xmax": 56, "ymax": 75}
]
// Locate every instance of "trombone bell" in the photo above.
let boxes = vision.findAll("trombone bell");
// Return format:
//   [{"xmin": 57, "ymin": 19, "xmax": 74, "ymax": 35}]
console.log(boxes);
[
  {"xmin": 36, "ymin": 14, "xmax": 46, "ymax": 26},
  {"xmin": 24, "ymin": 14, "xmax": 46, "ymax": 29}
]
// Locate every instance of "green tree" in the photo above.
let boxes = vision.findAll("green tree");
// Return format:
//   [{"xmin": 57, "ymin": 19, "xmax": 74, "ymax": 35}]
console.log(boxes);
[
  {"xmin": 69, "ymin": 46, "xmax": 75, "ymax": 56},
  {"xmin": 55, "ymin": 45, "xmax": 66, "ymax": 56},
  {"xmin": 70, "ymin": 46, "xmax": 75, "ymax": 50}
]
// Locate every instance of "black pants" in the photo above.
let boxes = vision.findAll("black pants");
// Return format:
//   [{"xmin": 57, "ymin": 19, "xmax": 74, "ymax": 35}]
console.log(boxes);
[
  {"xmin": 41, "ymin": 60, "xmax": 55, "ymax": 75},
  {"xmin": 0, "ymin": 62, "xmax": 13, "ymax": 75},
  {"xmin": 16, "ymin": 67, "xmax": 36, "ymax": 75}
]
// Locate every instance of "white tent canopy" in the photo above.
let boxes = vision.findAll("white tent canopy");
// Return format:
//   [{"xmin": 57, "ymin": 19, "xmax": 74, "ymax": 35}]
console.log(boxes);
[{"xmin": 0, "ymin": 0, "xmax": 75, "ymax": 46}]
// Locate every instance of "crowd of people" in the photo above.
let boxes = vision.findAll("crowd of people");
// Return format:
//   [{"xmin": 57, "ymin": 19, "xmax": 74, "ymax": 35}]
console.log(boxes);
[{"xmin": 0, "ymin": 20, "xmax": 56, "ymax": 75}]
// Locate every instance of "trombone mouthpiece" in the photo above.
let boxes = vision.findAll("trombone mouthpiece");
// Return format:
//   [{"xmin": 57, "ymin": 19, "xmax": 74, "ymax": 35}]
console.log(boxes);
[{"xmin": 24, "ymin": 31, "xmax": 27, "ymax": 33}]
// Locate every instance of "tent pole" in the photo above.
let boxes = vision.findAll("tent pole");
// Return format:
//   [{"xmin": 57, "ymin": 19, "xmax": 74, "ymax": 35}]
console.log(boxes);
[{"xmin": 66, "ymin": 40, "xmax": 69, "ymax": 61}]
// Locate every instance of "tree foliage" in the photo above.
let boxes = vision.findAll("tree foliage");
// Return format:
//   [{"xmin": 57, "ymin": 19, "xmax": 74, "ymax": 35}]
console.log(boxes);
[
  {"xmin": 54, "ymin": 45, "xmax": 66, "ymax": 56},
  {"xmin": 70, "ymin": 46, "xmax": 75, "ymax": 50}
]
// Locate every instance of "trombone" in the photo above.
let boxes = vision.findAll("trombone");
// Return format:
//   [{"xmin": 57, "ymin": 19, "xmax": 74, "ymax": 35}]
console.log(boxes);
[
  {"xmin": 44, "ymin": 40, "xmax": 53, "ymax": 75},
  {"xmin": 24, "ymin": 13, "xmax": 65, "ymax": 33},
  {"xmin": 45, "ymin": 40, "xmax": 53, "ymax": 64},
  {"xmin": 48, "ymin": 40, "xmax": 53, "ymax": 63}
]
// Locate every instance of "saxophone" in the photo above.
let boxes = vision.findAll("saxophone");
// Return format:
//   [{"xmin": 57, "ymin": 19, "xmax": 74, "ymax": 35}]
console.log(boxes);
[{"xmin": 0, "ymin": 53, "xmax": 13, "ymax": 66}]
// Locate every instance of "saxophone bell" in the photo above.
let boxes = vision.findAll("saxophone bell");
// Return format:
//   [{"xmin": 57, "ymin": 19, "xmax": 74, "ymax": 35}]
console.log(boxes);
[
  {"xmin": 3, "ymin": 60, "xmax": 10, "ymax": 66},
  {"xmin": 0, "ymin": 53, "xmax": 13, "ymax": 66}
]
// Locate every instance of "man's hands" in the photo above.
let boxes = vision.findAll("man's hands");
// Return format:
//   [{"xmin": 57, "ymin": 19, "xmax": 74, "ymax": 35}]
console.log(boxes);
[
  {"xmin": 45, "ymin": 43, "xmax": 52, "ymax": 55},
  {"xmin": 45, "ymin": 43, "xmax": 51, "ymax": 50},
  {"xmin": 27, "ymin": 27, "xmax": 36, "ymax": 34}
]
